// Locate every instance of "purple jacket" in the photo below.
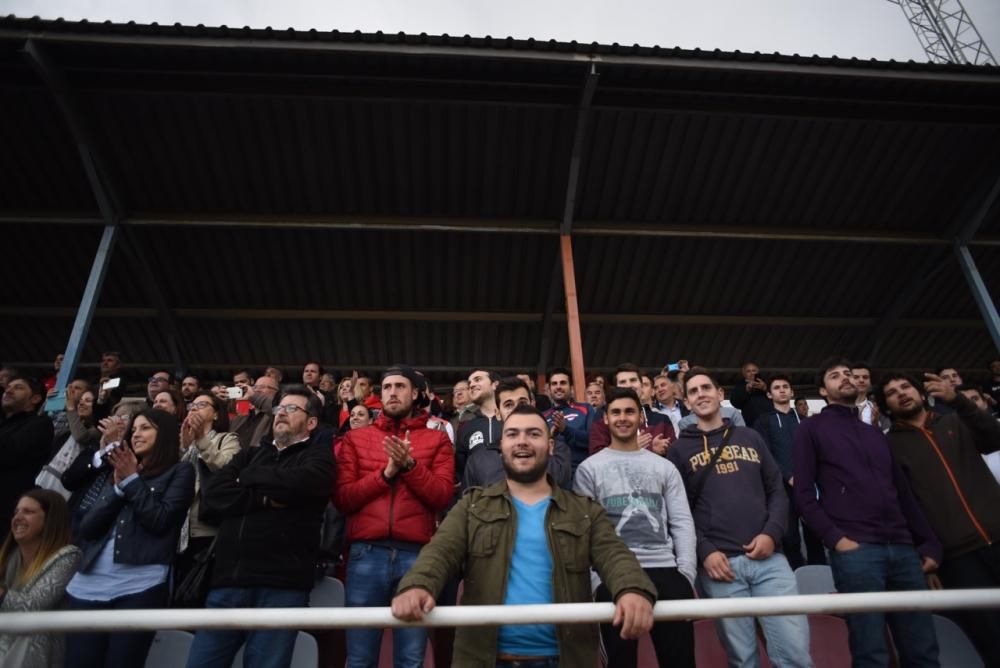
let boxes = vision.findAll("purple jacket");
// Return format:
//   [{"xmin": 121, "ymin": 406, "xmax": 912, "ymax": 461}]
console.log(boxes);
[{"xmin": 793, "ymin": 404, "xmax": 942, "ymax": 563}]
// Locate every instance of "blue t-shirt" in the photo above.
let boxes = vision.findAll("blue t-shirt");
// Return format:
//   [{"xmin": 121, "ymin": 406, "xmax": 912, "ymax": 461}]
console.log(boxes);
[{"xmin": 497, "ymin": 495, "xmax": 558, "ymax": 657}]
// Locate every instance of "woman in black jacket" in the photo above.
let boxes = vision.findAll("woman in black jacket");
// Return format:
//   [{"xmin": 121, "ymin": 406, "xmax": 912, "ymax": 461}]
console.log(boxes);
[{"xmin": 63, "ymin": 408, "xmax": 195, "ymax": 668}]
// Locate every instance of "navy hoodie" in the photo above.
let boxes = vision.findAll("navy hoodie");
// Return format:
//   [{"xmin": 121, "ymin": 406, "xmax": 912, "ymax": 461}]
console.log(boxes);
[
  {"xmin": 753, "ymin": 407, "xmax": 801, "ymax": 483},
  {"xmin": 667, "ymin": 420, "xmax": 787, "ymax": 563}
]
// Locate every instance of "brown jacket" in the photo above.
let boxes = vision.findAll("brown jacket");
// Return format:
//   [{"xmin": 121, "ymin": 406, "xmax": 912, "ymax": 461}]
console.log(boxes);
[
  {"xmin": 397, "ymin": 477, "xmax": 656, "ymax": 667},
  {"xmin": 887, "ymin": 393, "xmax": 1000, "ymax": 561}
]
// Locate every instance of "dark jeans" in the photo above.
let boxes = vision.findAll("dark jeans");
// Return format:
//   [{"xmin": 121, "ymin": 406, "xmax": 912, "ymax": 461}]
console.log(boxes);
[
  {"xmin": 829, "ymin": 543, "xmax": 938, "ymax": 668},
  {"xmin": 65, "ymin": 582, "xmax": 168, "ymax": 668},
  {"xmin": 185, "ymin": 587, "xmax": 309, "ymax": 668},
  {"xmin": 937, "ymin": 541, "xmax": 1000, "ymax": 665},
  {"xmin": 596, "ymin": 567, "xmax": 695, "ymax": 668},
  {"xmin": 783, "ymin": 482, "xmax": 826, "ymax": 569}
]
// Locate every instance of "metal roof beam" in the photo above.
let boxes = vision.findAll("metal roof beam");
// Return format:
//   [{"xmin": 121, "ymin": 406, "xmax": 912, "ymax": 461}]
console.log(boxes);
[
  {"xmin": 21, "ymin": 38, "xmax": 186, "ymax": 379},
  {"xmin": 956, "ymin": 173, "xmax": 1000, "ymax": 244},
  {"xmin": 953, "ymin": 242, "xmax": 1000, "ymax": 351},
  {"xmin": 869, "ymin": 171, "xmax": 1000, "ymax": 363},
  {"xmin": 6, "ymin": 29, "xmax": 1000, "ymax": 84},
  {"xmin": 9, "ymin": 216, "xmax": 999, "ymax": 246},
  {"xmin": 0, "ymin": 306, "xmax": 986, "ymax": 329}
]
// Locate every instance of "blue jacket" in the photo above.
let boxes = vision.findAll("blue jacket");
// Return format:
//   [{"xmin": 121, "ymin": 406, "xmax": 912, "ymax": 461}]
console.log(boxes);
[
  {"xmin": 753, "ymin": 408, "xmax": 801, "ymax": 483},
  {"xmin": 793, "ymin": 404, "xmax": 942, "ymax": 563},
  {"xmin": 544, "ymin": 401, "xmax": 593, "ymax": 468},
  {"xmin": 77, "ymin": 462, "xmax": 195, "ymax": 571}
]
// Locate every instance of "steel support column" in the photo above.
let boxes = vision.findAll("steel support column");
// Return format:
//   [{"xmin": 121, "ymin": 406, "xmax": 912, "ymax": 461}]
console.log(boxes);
[
  {"xmin": 954, "ymin": 242, "xmax": 1000, "ymax": 351},
  {"xmin": 46, "ymin": 225, "xmax": 119, "ymax": 412},
  {"xmin": 559, "ymin": 66, "xmax": 599, "ymax": 401},
  {"xmin": 560, "ymin": 235, "xmax": 587, "ymax": 402}
]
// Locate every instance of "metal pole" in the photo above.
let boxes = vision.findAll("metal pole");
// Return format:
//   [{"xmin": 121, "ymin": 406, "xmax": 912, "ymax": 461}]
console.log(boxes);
[
  {"xmin": 560, "ymin": 235, "xmax": 587, "ymax": 402},
  {"xmin": 43, "ymin": 228, "xmax": 118, "ymax": 413},
  {"xmin": 2, "ymin": 590, "xmax": 1000, "ymax": 635},
  {"xmin": 954, "ymin": 241, "xmax": 1000, "ymax": 351}
]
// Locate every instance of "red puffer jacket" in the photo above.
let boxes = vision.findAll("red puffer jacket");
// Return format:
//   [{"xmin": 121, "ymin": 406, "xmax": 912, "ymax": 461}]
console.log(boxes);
[{"xmin": 334, "ymin": 412, "xmax": 455, "ymax": 545}]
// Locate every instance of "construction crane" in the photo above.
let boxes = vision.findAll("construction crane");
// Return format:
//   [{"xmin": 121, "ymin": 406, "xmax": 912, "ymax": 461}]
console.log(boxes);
[{"xmin": 887, "ymin": 0, "xmax": 996, "ymax": 65}]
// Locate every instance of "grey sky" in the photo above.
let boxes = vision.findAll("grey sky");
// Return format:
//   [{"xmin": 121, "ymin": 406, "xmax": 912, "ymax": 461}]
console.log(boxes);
[{"xmin": 2, "ymin": 0, "xmax": 998, "ymax": 62}]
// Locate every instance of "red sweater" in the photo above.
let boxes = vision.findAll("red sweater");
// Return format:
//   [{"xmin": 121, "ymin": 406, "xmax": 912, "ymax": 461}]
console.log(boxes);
[{"xmin": 334, "ymin": 412, "xmax": 454, "ymax": 545}]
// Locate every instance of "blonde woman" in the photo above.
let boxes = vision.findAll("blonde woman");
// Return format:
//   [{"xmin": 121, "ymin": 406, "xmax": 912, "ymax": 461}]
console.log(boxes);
[{"xmin": 0, "ymin": 489, "xmax": 81, "ymax": 667}]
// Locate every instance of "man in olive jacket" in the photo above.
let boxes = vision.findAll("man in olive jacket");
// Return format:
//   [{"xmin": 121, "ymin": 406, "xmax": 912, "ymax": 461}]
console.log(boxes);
[{"xmin": 392, "ymin": 405, "xmax": 655, "ymax": 668}]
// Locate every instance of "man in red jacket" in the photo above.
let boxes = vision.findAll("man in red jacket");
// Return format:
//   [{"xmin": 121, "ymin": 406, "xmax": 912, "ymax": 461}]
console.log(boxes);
[{"xmin": 334, "ymin": 364, "xmax": 455, "ymax": 668}]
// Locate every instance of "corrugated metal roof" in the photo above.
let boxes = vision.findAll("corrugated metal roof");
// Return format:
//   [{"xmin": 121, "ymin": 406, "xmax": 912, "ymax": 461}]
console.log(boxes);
[{"xmin": 1, "ymin": 16, "xmax": 998, "ymax": 388}]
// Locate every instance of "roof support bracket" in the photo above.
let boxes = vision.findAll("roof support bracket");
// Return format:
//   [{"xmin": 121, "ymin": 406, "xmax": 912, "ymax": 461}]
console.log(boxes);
[
  {"xmin": 869, "ymin": 170, "xmax": 1000, "ymax": 364},
  {"xmin": 954, "ymin": 241, "xmax": 1000, "ymax": 352}
]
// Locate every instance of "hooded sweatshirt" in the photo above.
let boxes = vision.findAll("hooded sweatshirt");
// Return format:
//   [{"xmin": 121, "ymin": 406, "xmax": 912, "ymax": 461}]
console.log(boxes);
[
  {"xmin": 886, "ymin": 393, "xmax": 1000, "ymax": 561},
  {"xmin": 667, "ymin": 421, "xmax": 787, "ymax": 563},
  {"xmin": 753, "ymin": 407, "xmax": 801, "ymax": 483}
]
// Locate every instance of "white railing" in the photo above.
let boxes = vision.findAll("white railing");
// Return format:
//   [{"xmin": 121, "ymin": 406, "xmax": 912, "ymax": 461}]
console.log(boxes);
[{"xmin": 1, "ymin": 590, "xmax": 999, "ymax": 634}]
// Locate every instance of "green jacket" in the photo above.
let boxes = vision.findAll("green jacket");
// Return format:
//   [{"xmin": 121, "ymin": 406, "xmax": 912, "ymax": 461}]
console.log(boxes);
[{"xmin": 397, "ymin": 477, "xmax": 657, "ymax": 668}]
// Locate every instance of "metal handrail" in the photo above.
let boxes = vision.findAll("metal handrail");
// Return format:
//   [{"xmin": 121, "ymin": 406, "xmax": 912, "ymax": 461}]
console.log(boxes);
[{"xmin": 2, "ymin": 590, "xmax": 998, "ymax": 635}]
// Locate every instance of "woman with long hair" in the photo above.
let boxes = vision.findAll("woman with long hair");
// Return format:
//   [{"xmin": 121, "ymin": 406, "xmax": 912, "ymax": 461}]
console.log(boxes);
[
  {"xmin": 0, "ymin": 489, "xmax": 81, "ymax": 667},
  {"xmin": 64, "ymin": 408, "xmax": 195, "ymax": 668},
  {"xmin": 61, "ymin": 400, "xmax": 142, "ymax": 542},
  {"xmin": 175, "ymin": 392, "xmax": 240, "ymax": 585},
  {"xmin": 36, "ymin": 385, "xmax": 100, "ymax": 500}
]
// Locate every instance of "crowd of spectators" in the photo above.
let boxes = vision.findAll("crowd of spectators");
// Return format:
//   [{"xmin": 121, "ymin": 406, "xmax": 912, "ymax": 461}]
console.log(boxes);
[{"xmin": 1, "ymin": 351, "xmax": 999, "ymax": 667}]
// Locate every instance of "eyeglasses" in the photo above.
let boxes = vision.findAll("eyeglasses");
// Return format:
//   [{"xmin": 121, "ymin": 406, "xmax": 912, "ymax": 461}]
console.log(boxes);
[
  {"xmin": 272, "ymin": 404, "xmax": 307, "ymax": 415},
  {"xmin": 148, "ymin": 376, "xmax": 170, "ymax": 384},
  {"xmin": 190, "ymin": 401, "xmax": 213, "ymax": 410}
]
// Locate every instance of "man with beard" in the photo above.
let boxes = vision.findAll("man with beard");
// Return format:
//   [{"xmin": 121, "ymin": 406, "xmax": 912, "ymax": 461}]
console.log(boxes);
[
  {"xmin": 794, "ymin": 358, "xmax": 941, "ymax": 668},
  {"xmin": 463, "ymin": 377, "xmax": 571, "ymax": 490},
  {"xmin": 543, "ymin": 367, "xmax": 593, "ymax": 473},
  {"xmin": 0, "ymin": 376, "xmax": 54, "ymax": 531},
  {"xmin": 180, "ymin": 375, "xmax": 201, "ymax": 408},
  {"xmin": 229, "ymin": 376, "xmax": 280, "ymax": 449},
  {"xmin": 876, "ymin": 371, "xmax": 1000, "ymax": 664},
  {"xmin": 392, "ymin": 405, "xmax": 655, "ymax": 667},
  {"xmin": 190, "ymin": 386, "xmax": 333, "ymax": 667},
  {"xmin": 335, "ymin": 365, "xmax": 454, "ymax": 668},
  {"xmin": 575, "ymin": 388, "xmax": 696, "ymax": 668}
]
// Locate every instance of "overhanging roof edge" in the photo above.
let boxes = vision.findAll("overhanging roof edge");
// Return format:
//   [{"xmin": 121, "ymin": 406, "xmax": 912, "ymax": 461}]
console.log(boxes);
[{"xmin": 2, "ymin": 19, "xmax": 1000, "ymax": 85}]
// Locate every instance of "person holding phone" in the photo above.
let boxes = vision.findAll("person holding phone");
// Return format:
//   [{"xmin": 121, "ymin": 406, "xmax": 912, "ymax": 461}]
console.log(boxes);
[{"xmin": 64, "ymin": 408, "xmax": 195, "ymax": 668}]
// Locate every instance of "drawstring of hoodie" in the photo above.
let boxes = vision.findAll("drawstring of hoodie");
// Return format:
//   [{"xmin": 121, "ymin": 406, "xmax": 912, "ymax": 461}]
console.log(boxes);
[{"xmin": 702, "ymin": 428, "xmax": 730, "ymax": 461}]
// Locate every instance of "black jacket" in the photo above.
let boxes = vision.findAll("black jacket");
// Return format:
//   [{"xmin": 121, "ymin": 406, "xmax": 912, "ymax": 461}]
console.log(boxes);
[
  {"xmin": 461, "ymin": 434, "xmax": 573, "ymax": 491},
  {"xmin": 203, "ymin": 433, "xmax": 334, "ymax": 591},
  {"xmin": 0, "ymin": 410, "xmax": 55, "ymax": 526},
  {"xmin": 77, "ymin": 462, "xmax": 195, "ymax": 571},
  {"xmin": 455, "ymin": 413, "xmax": 501, "ymax": 481}
]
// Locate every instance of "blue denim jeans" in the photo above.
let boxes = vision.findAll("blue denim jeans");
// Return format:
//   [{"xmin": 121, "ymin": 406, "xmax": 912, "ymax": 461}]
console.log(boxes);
[
  {"xmin": 345, "ymin": 542, "xmax": 426, "ymax": 668},
  {"xmin": 698, "ymin": 553, "xmax": 813, "ymax": 668},
  {"xmin": 65, "ymin": 582, "xmax": 168, "ymax": 668},
  {"xmin": 185, "ymin": 587, "xmax": 309, "ymax": 668},
  {"xmin": 828, "ymin": 543, "xmax": 939, "ymax": 668}
]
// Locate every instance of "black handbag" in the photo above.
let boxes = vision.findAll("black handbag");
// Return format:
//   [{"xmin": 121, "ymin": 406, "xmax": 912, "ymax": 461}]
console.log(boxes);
[{"xmin": 172, "ymin": 536, "xmax": 217, "ymax": 608}]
